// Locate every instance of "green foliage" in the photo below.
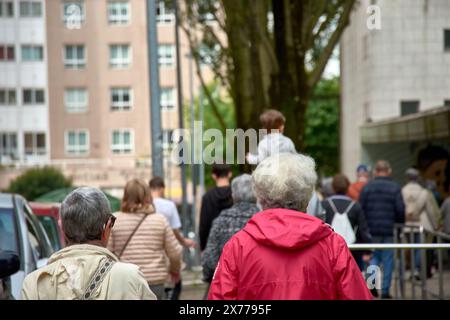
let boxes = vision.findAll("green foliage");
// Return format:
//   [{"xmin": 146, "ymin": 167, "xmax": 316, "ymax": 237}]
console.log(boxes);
[
  {"xmin": 8, "ymin": 166, "xmax": 73, "ymax": 201},
  {"xmin": 184, "ymin": 82, "xmax": 238, "ymax": 189},
  {"xmin": 304, "ymin": 78, "xmax": 340, "ymax": 177}
]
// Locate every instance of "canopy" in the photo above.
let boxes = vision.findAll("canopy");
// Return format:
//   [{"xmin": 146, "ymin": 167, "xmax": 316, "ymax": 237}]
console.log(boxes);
[{"xmin": 34, "ymin": 187, "xmax": 121, "ymax": 213}]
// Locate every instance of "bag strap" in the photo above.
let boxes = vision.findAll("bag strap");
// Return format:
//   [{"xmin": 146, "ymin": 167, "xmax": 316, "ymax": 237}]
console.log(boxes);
[
  {"xmin": 118, "ymin": 213, "xmax": 148, "ymax": 259},
  {"xmin": 327, "ymin": 198, "xmax": 355, "ymax": 215},
  {"xmin": 79, "ymin": 257, "xmax": 115, "ymax": 300}
]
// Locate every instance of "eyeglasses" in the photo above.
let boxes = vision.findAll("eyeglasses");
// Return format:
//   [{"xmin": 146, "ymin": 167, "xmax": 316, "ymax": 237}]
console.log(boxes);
[{"xmin": 104, "ymin": 214, "xmax": 116, "ymax": 230}]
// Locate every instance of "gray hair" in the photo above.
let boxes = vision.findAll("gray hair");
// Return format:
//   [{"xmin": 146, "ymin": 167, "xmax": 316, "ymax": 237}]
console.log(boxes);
[
  {"xmin": 231, "ymin": 174, "xmax": 256, "ymax": 203},
  {"xmin": 60, "ymin": 187, "xmax": 112, "ymax": 244},
  {"xmin": 252, "ymin": 153, "xmax": 317, "ymax": 212},
  {"xmin": 405, "ymin": 168, "xmax": 420, "ymax": 181}
]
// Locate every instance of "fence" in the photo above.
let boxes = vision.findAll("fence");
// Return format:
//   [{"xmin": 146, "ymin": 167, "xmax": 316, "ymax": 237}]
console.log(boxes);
[{"xmin": 349, "ymin": 224, "xmax": 450, "ymax": 300}]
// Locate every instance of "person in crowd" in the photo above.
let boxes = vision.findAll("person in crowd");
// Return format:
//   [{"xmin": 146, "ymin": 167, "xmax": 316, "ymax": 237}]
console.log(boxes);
[
  {"xmin": 199, "ymin": 164, "xmax": 233, "ymax": 251},
  {"xmin": 107, "ymin": 179, "xmax": 182, "ymax": 300},
  {"xmin": 246, "ymin": 109, "xmax": 297, "ymax": 165},
  {"xmin": 322, "ymin": 174, "xmax": 372, "ymax": 271},
  {"xmin": 208, "ymin": 153, "xmax": 372, "ymax": 300},
  {"xmin": 402, "ymin": 168, "xmax": 441, "ymax": 279},
  {"xmin": 359, "ymin": 160, "xmax": 405, "ymax": 299},
  {"xmin": 202, "ymin": 174, "xmax": 259, "ymax": 285},
  {"xmin": 21, "ymin": 187, "xmax": 156, "ymax": 300},
  {"xmin": 348, "ymin": 164, "xmax": 371, "ymax": 201},
  {"xmin": 149, "ymin": 176, "xmax": 196, "ymax": 249},
  {"xmin": 441, "ymin": 171, "xmax": 450, "ymax": 262}
]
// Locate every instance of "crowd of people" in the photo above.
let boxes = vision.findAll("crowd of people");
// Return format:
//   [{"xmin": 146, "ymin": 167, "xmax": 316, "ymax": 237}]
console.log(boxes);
[{"xmin": 18, "ymin": 109, "xmax": 450, "ymax": 300}]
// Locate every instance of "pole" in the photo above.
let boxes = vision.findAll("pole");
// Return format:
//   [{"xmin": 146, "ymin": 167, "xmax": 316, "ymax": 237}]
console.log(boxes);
[
  {"xmin": 146, "ymin": 0, "xmax": 163, "ymax": 177},
  {"xmin": 199, "ymin": 86, "xmax": 205, "ymax": 197},
  {"xmin": 174, "ymin": 0, "xmax": 188, "ymax": 236}
]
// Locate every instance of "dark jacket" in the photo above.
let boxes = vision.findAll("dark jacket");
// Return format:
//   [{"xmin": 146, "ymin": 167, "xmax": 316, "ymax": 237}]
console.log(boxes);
[
  {"xmin": 199, "ymin": 186, "xmax": 233, "ymax": 251},
  {"xmin": 321, "ymin": 195, "xmax": 372, "ymax": 244},
  {"xmin": 359, "ymin": 177, "xmax": 405, "ymax": 236},
  {"xmin": 201, "ymin": 202, "xmax": 260, "ymax": 282}
]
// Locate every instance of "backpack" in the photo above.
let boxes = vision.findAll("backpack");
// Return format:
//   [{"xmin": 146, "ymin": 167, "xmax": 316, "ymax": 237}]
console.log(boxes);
[{"xmin": 328, "ymin": 199, "xmax": 357, "ymax": 245}]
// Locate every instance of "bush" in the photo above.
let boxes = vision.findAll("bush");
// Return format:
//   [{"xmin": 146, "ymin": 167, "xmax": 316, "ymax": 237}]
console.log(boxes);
[{"xmin": 8, "ymin": 166, "xmax": 72, "ymax": 201}]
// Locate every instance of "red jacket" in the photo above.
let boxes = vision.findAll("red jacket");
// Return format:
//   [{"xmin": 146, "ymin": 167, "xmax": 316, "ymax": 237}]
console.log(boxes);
[{"xmin": 208, "ymin": 208, "xmax": 373, "ymax": 300}]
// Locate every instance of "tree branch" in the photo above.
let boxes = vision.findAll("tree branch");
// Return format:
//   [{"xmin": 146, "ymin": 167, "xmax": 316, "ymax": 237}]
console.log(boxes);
[{"xmin": 308, "ymin": 0, "xmax": 356, "ymax": 89}]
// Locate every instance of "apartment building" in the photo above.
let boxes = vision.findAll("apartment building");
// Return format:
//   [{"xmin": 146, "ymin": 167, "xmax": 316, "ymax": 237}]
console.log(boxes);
[
  {"xmin": 0, "ymin": 0, "xmax": 49, "ymax": 166},
  {"xmin": 43, "ymin": 0, "xmax": 206, "ymax": 195},
  {"xmin": 340, "ymin": 0, "xmax": 450, "ymax": 197}
]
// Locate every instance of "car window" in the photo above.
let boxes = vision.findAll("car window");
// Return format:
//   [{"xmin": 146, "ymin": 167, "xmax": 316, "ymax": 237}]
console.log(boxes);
[
  {"xmin": 0, "ymin": 208, "xmax": 19, "ymax": 253},
  {"xmin": 37, "ymin": 216, "xmax": 61, "ymax": 251},
  {"xmin": 23, "ymin": 204, "xmax": 53, "ymax": 259}
]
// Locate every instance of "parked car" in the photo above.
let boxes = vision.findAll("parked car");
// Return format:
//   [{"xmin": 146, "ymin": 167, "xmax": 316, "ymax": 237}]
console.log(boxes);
[
  {"xmin": 0, "ymin": 251, "xmax": 20, "ymax": 300},
  {"xmin": 0, "ymin": 193, "xmax": 54, "ymax": 299},
  {"xmin": 29, "ymin": 202, "xmax": 64, "ymax": 251}
]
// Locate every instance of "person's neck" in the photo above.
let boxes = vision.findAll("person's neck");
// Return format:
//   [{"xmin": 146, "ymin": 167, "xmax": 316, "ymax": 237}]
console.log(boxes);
[
  {"xmin": 216, "ymin": 179, "xmax": 230, "ymax": 187},
  {"xmin": 85, "ymin": 240, "xmax": 106, "ymax": 247},
  {"xmin": 151, "ymin": 191, "xmax": 163, "ymax": 199}
]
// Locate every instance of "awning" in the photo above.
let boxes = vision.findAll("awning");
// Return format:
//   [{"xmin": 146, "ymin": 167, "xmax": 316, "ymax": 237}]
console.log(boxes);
[{"xmin": 360, "ymin": 106, "xmax": 450, "ymax": 144}]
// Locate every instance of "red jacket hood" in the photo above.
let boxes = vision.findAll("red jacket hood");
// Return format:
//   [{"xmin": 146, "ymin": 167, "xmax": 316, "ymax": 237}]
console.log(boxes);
[{"xmin": 243, "ymin": 208, "xmax": 332, "ymax": 250}]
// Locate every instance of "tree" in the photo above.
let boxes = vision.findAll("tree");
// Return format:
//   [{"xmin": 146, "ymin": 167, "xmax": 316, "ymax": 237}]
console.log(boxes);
[
  {"xmin": 179, "ymin": 0, "xmax": 356, "ymax": 151},
  {"xmin": 8, "ymin": 166, "xmax": 73, "ymax": 201},
  {"xmin": 304, "ymin": 78, "xmax": 340, "ymax": 177}
]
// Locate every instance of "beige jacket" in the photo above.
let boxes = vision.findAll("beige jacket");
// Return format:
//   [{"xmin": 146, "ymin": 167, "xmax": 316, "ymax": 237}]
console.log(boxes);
[
  {"xmin": 21, "ymin": 244, "xmax": 156, "ymax": 300},
  {"xmin": 402, "ymin": 182, "xmax": 441, "ymax": 232},
  {"xmin": 107, "ymin": 211, "xmax": 182, "ymax": 285}
]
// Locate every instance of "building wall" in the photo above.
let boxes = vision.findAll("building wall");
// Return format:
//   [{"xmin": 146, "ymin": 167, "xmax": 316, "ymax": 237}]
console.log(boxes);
[
  {"xmin": 340, "ymin": 0, "xmax": 450, "ymax": 180},
  {"xmin": 0, "ymin": 0, "xmax": 49, "ymax": 165}
]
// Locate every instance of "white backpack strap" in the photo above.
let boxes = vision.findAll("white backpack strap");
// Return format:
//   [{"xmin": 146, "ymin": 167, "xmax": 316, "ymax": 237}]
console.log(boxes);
[
  {"xmin": 327, "ymin": 198, "xmax": 339, "ymax": 214},
  {"xmin": 343, "ymin": 201, "xmax": 356, "ymax": 215}
]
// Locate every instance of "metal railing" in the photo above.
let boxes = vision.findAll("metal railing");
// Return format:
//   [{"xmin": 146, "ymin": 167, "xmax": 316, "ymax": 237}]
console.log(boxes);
[{"xmin": 348, "ymin": 225, "xmax": 450, "ymax": 300}]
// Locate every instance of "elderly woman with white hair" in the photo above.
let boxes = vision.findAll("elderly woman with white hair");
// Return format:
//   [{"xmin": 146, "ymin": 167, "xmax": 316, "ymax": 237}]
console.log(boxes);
[
  {"xmin": 208, "ymin": 154, "xmax": 372, "ymax": 300},
  {"xmin": 201, "ymin": 174, "xmax": 259, "ymax": 284}
]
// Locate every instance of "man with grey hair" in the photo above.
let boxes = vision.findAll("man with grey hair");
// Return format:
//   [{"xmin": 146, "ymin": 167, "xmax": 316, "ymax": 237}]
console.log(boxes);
[
  {"xmin": 208, "ymin": 154, "xmax": 372, "ymax": 300},
  {"xmin": 21, "ymin": 187, "xmax": 156, "ymax": 300},
  {"xmin": 202, "ymin": 174, "xmax": 259, "ymax": 285}
]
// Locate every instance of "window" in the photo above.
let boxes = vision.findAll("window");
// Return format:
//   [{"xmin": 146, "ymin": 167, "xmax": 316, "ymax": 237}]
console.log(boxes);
[
  {"xmin": 19, "ymin": 1, "xmax": 42, "ymax": 17},
  {"xmin": 0, "ymin": 208, "xmax": 19, "ymax": 253},
  {"xmin": 444, "ymin": 100, "xmax": 450, "ymax": 107},
  {"xmin": 24, "ymin": 132, "xmax": 46, "ymax": 155},
  {"xmin": 160, "ymin": 88, "xmax": 175, "ymax": 110},
  {"xmin": 158, "ymin": 44, "xmax": 174, "ymax": 67},
  {"xmin": 65, "ymin": 88, "xmax": 87, "ymax": 112},
  {"xmin": 21, "ymin": 45, "xmax": 43, "ymax": 61},
  {"xmin": 162, "ymin": 129, "xmax": 173, "ymax": 150},
  {"xmin": 156, "ymin": 1, "xmax": 174, "ymax": 24},
  {"xmin": 111, "ymin": 87, "xmax": 132, "ymax": 111},
  {"xmin": 64, "ymin": 45, "xmax": 85, "ymax": 68},
  {"xmin": 63, "ymin": 1, "xmax": 85, "ymax": 27},
  {"xmin": 109, "ymin": 44, "xmax": 131, "ymax": 68},
  {"xmin": 400, "ymin": 100, "xmax": 419, "ymax": 116},
  {"xmin": 23, "ymin": 89, "xmax": 45, "ymax": 104},
  {"xmin": 65, "ymin": 130, "xmax": 89, "ymax": 155},
  {"xmin": 0, "ymin": 89, "xmax": 16, "ymax": 105},
  {"xmin": 108, "ymin": 1, "xmax": 129, "ymax": 25},
  {"xmin": 111, "ymin": 129, "xmax": 133, "ymax": 154},
  {"xmin": 445, "ymin": 29, "xmax": 450, "ymax": 52},
  {"xmin": 0, "ymin": 45, "xmax": 15, "ymax": 61},
  {"xmin": 0, "ymin": 1, "xmax": 14, "ymax": 17},
  {"xmin": 0, "ymin": 132, "xmax": 18, "ymax": 159}
]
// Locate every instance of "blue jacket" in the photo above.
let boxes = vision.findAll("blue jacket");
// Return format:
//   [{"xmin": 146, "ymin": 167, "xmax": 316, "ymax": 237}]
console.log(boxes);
[{"xmin": 359, "ymin": 177, "xmax": 405, "ymax": 236}]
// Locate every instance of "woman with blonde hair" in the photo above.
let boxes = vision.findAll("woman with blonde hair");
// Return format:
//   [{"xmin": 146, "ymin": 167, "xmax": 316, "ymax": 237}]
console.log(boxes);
[{"xmin": 108, "ymin": 179, "xmax": 182, "ymax": 300}]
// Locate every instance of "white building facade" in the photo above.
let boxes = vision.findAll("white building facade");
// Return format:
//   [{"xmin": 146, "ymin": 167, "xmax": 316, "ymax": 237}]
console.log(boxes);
[
  {"xmin": 0, "ymin": 0, "xmax": 49, "ymax": 165},
  {"xmin": 340, "ymin": 0, "xmax": 450, "ymax": 183}
]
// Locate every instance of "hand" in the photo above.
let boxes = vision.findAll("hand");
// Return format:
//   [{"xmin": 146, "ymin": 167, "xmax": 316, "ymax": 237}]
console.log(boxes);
[
  {"xmin": 362, "ymin": 254, "xmax": 372, "ymax": 263},
  {"xmin": 170, "ymin": 272, "xmax": 181, "ymax": 284},
  {"xmin": 183, "ymin": 238, "xmax": 197, "ymax": 249}
]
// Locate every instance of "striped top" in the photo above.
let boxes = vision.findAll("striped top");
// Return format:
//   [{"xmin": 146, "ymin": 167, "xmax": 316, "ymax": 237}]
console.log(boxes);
[{"xmin": 107, "ymin": 211, "xmax": 182, "ymax": 285}]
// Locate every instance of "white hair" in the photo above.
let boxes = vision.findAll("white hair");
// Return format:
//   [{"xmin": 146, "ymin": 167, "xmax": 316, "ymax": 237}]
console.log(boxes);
[
  {"xmin": 252, "ymin": 153, "xmax": 317, "ymax": 212},
  {"xmin": 231, "ymin": 174, "xmax": 256, "ymax": 203}
]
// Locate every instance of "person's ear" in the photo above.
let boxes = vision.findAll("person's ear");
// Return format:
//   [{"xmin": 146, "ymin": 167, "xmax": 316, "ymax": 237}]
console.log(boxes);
[
  {"xmin": 228, "ymin": 172, "xmax": 232, "ymax": 179},
  {"xmin": 102, "ymin": 219, "xmax": 113, "ymax": 244}
]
